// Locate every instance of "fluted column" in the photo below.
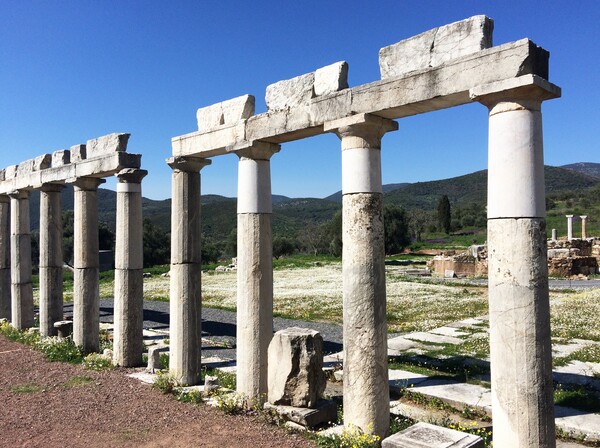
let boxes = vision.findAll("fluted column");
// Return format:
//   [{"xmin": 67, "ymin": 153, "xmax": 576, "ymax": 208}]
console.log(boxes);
[
  {"xmin": 113, "ymin": 168, "xmax": 147, "ymax": 367},
  {"xmin": 39, "ymin": 183, "xmax": 64, "ymax": 336},
  {"xmin": 70, "ymin": 177, "xmax": 105, "ymax": 353},
  {"xmin": 167, "ymin": 156, "xmax": 211, "ymax": 385},
  {"xmin": 0, "ymin": 195, "xmax": 11, "ymax": 320},
  {"xmin": 9, "ymin": 189, "xmax": 33, "ymax": 329},
  {"xmin": 471, "ymin": 76, "xmax": 560, "ymax": 448},
  {"xmin": 235, "ymin": 141, "xmax": 280, "ymax": 401},
  {"xmin": 324, "ymin": 113, "xmax": 398, "ymax": 438}
]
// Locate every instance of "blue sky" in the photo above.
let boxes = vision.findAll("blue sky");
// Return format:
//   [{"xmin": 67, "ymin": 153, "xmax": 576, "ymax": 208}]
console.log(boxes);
[{"xmin": 1, "ymin": 1, "xmax": 598, "ymax": 200}]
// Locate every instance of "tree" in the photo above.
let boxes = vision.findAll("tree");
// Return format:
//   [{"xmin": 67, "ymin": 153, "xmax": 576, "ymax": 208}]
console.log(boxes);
[
  {"xmin": 437, "ymin": 195, "xmax": 451, "ymax": 234},
  {"xmin": 383, "ymin": 205, "xmax": 411, "ymax": 255},
  {"xmin": 142, "ymin": 218, "xmax": 170, "ymax": 267},
  {"xmin": 273, "ymin": 236, "xmax": 296, "ymax": 259}
]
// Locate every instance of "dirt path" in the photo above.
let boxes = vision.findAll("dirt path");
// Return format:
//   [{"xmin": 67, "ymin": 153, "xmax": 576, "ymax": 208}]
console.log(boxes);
[{"xmin": 0, "ymin": 336, "xmax": 316, "ymax": 448}]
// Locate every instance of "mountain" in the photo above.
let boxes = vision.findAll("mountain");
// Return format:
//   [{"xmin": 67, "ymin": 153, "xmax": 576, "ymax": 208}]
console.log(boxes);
[
  {"xmin": 324, "ymin": 182, "xmax": 410, "ymax": 203},
  {"xmin": 561, "ymin": 162, "xmax": 600, "ymax": 180}
]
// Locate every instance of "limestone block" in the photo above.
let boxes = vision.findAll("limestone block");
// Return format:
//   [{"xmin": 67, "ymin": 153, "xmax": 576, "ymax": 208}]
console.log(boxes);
[
  {"xmin": 196, "ymin": 94, "xmax": 255, "ymax": 131},
  {"xmin": 204, "ymin": 375, "xmax": 220, "ymax": 394},
  {"xmin": 263, "ymin": 400, "xmax": 337, "ymax": 428},
  {"xmin": 382, "ymin": 422, "xmax": 484, "ymax": 448},
  {"xmin": 314, "ymin": 61, "xmax": 349, "ymax": 97},
  {"xmin": 0, "ymin": 169, "xmax": 5, "ymax": 182},
  {"xmin": 51, "ymin": 150, "xmax": 71, "ymax": 167},
  {"xmin": 74, "ymin": 152, "xmax": 141, "ymax": 178},
  {"xmin": 379, "ymin": 15, "xmax": 493, "ymax": 79},
  {"xmin": 267, "ymin": 327, "xmax": 326, "ymax": 408},
  {"xmin": 5, "ymin": 165, "xmax": 17, "ymax": 180},
  {"xmin": 86, "ymin": 133, "xmax": 130, "ymax": 159},
  {"xmin": 70, "ymin": 144, "xmax": 87, "ymax": 162},
  {"xmin": 54, "ymin": 320, "xmax": 73, "ymax": 339},
  {"xmin": 265, "ymin": 72, "xmax": 315, "ymax": 111},
  {"xmin": 16, "ymin": 155, "xmax": 51, "ymax": 175},
  {"xmin": 146, "ymin": 345, "xmax": 162, "ymax": 373}
]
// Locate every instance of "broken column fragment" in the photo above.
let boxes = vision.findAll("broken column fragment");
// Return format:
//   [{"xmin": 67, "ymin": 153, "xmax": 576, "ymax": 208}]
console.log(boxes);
[
  {"xmin": 379, "ymin": 15, "xmax": 494, "ymax": 79},
  {"xmin": 267, "ymin": 327, "xmax": 326, "ymax": 408}
]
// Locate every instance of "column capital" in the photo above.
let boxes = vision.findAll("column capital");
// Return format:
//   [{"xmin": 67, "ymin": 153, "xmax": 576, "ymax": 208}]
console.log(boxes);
[
  {"xmin": 67, "ymin": 177, "xmax": 106, "ymax": 191},
  {"xmin": 229, "ymin": 141, "xmax": 280, "ymax": 161},
  {"xmin": 116, "ymin": 168, "xmax": 148, "ymax": 184},
  {"xmin": 580, "ymin": 215, "xmax": 588, "ymax": 219},
  {"xmin": 167, "ymin": 156, "xmax": 211, "ymax": 173},
  {"xmin": 324, "ymin": 113, "xmax": 398, "ymax": 147},
  {"xmin": 566, "ymin": 214, "xmax": 574, "ymax": 218},
  {"xmin": 470, "ymin": 74, "xmax": 561, "ymax": 114},
  {"xmin": 40, "ymin": 183, "xmax": 65, "ymax": 193},
  {"xmin": 8, "ymin": 189, "xmax": 31, "ymax": 200}
]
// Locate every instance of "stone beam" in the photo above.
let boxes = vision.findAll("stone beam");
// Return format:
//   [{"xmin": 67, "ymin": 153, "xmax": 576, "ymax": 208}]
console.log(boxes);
[
  {"xmin": 0, "ymin": 152, "xmax": 141, "ymax": 194},
  {"xmin": 172, "ymin": 38, "xmax": 549, "ymax": 157}
]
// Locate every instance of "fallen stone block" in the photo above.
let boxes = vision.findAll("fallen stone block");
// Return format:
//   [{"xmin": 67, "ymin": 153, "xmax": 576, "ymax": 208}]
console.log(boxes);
[
  {"xmin": 86, "ymin": 133, "xmax": 130, "ymax": 158},
  {"xmin": 379, "ymin": 15, "xmax": 493, "ymax": 79},
  {"xmin": 196, "ymin": 94, "xmax": 255, "ymax": 131},
  {"xmin": 382, "ymin": 422, "xmax": 484, "ymax": 447},
  {"xmin": 268, "ymin": 327, "xmax": 326, "ymax": 408},
  {"xmin": 264, "ymin": 399, "xmax": 337, "ymax": 428},
  {"xmin": 51, "ymin": 150, "xmax": 70, "ymax": 167}
]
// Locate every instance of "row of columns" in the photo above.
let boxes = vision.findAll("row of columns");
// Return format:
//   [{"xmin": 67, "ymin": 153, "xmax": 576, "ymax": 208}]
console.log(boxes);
[
  {"xmin": 566, "ymin": 214, "xmax": 588, "ymax": 240},
  {"xmin": 0, "ymin": 169, "xmax": 147, "ymax": 367}
]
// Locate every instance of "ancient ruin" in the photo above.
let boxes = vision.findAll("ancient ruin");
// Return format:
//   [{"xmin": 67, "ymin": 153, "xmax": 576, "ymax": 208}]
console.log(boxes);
[
  {"xmin": 0, "ymin": 133, "xmax": 146, "ymax": 366},
  {"xmin": 169, "ymin": 15, "xmax": 561, "ymax": 446}
]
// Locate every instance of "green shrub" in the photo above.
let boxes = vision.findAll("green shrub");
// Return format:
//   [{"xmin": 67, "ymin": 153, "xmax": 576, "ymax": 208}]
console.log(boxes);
[
  {"xmin": 82, "ymin": 353, "xmax": 113, "ymax": 371},
  {"xmin": 34, "ymin": 336, "xmax": 84, "ymax": 363},
  {"xmin": 317, "ymin": 424, "xmax": 380, "ymax": 448},
  {"xmin": 153, "ymin": 371, "xmax": 179, "ymax": 395}
]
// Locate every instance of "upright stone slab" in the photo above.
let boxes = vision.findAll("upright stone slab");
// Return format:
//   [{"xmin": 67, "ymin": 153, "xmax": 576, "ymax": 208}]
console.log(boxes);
[
  {"xmin": 39, "ymin": 183, "xmax": 64, "ymax": 336},
  {"xmin": 324, "ymin": 113, "xmax": 398, "ymax": 438},
  {"xmin": 471, "ymin": 75, "xmax": 560, "ymax": 448},
  {"xmin": 267, "ymin": 327, "xmax": 326, "ymax": 408},
  {"xmin": 235, "ymin": 142, "xmax": 279, "ymax": 401},
  {"xmin": 379, "ymin": 15, "xmax": 494, "ymax": 79},
  {"xmin": 9, "ymin": 189, "xmax": 34, "ymax": 329},
  {"xmin": 113, "ymin": 168, "xmax": 147, "ymax": 367},
  {"xmin": 70, "ymin": 177, "xmax": 105, "ymax": 353},
  {"xmin": 0, "ymin": 195, "xmax": 10, "ymax": 320},
  {"xmin": 167, "ymin": 156, "xmax": 211, "ymax": 385}
]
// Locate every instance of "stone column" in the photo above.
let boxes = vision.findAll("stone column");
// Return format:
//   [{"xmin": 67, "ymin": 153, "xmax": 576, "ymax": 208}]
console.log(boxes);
[
  {"xmin": 324, "ymin": 113, "xmax": 398, "ymax": 438},
  {"xmin": 9, "ymin": 189, "xmax": 34, "ymax": 329},
  {"xmin": 235, "ymin": 141, "xmax": 280, "ymax": 401},
  {"xmin": 167, "ymin": 156, "xmax": 211, "ymax": 385},
  {"xmin": 0, "ymin": 195, "xmax": 11, "ymax": 320},
  {"xmin": 551, "ymin": 228, "xmax": 557, "ymax": 242},
  {"xmin": 39, "ymin": 183, "xmax": 64, "ymax": 336},
  {"xmin": 566, "ymin": 214, "xmax": 574, "ymax": 240},
  {"xmin": 580, "ymin": 215, "xmax": 588, "ymax": 239},
  {"xmin": 471, "ymin": 77, "xmax": 560, "ymax": 448},
  {"xmin": 113, "ymin": 168, "xmax": 148, "ymax": 367},
  {"xmin": 70, "ymin": 177, "xmax": 105, "ymax": 353}
]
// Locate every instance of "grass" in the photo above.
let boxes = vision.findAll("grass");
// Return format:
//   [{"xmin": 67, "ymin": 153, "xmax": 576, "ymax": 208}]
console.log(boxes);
[
  {"xmin": 64, "ymin": 376, "xmax": 94, "ymax": 388},
  {"xmin": 554, "ymin": 385, "xmax": 600, "ymax": 413},
  {"xmin": 11, "ymin": 383, "xmax": 44, "ymax": 393}
]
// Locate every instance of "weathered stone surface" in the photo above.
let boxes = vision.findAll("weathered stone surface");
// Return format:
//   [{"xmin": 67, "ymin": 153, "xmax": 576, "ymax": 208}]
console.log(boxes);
[
  {"xmin": 53, "ymin": 320, "xmax": 73, "ymax": 338},
  {"xmin": 382, "ymin": 422, "xmax": 484, "ymax": 448},
  {"xmin": 51, "ymin": 150, "xmax": 70, "ymax": 167},
  {"xmin": 196, "ymin": 94, "xmax": 255, "ymax": 131},
  {"xmin": 267, "ymin": 327, "xmax": 326, "ymax": 408},
  {"xmin": 113, "ymin": 269, "xmax": 144, "ymax": 367},
  {"xmin": 0, "ymin": 169, "xmax": 4, "ymax": 182},
  {"xmin": 70, "ymin": 144, "xmax": 87, "ymax": 162},
  {"xmin": 146, "ymin": 345, "xmax": 162, "ymax": 373},
  {"xmin": 17, "ymin": 155, "xmax": 52, "ymax": 175},
  {"xmin": 314, "ymin": 61, "xmax": 348, "ymax": 96},
  {"xmin": 264, "ymin": 400, "xmax": 337, "ymax": 428},
  {"xmin": 204, "ymin": 375, "xmax": 220, "ymax": 394},
  {"xmin": 4, "ymin": 165, "xmax": 17, "ymax": 180},
  {"xmin": 266, "ymin": 72, "xmax": 315, "ymax": 111},
  {"xmin": 86, "ymin": 133, "xmax": 130, "ymax": 159},
  {"xmin": 379, "ymin": 15, "xmax": 493, "ymax": 79}
]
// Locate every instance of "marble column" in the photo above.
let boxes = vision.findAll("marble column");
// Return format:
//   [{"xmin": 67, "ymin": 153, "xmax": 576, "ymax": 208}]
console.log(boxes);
[
  {"xmin": 580, "ymin": 215, "xmax": 588, "ymax": 239},
  {"xmin": 551, "ymin": 228, "xmax": 557, "ymax": 242},
  {"xmin": 235, "ymin": 141, "xmax": 280, "ymax": 401},
  {"xmin": 71, "ymin": 177, "xmax": 105, "ymax": 353},
  {"xmin": 0, "ymin": 195, "xmax": 11, "ymax": 320},
  {"xmin": 39, "ymin": 183, "xmax": 64, "ymax": 336},
  {"xmin": 9, "ymin": 189, "xmax": 34, "ymax": 329},
  {"xmin": 324, "ymin": 113, "xmax": 398, "ymax": 438},
  {"xmin": 113, "ymin": 168, "xmax": 147, "ymax": 367},
  {"xmin": 566, "ymin": 214, "xmax": 574, "ymax": 240},
  {"xmin": 167, "ymin": 156, "xmax": 211, "ymax": 385},
  {"xmin": 471, "ymin": 77, "xmax": 560, "ymax": 448}
]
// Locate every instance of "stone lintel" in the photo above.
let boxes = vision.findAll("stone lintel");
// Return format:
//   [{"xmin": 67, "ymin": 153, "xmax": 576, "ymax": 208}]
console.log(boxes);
[
  {"xmin": 116, "ymin": 168, "xmax": 148, "ymax": 184},
  {"xmin": 469, "ymin": 74, "xmax": 561, "ymax": 110},
  {"xmin": 227, "ymin": 141, "xmax": 281, "ymax": 160},
  {"xmin": 167, "ymin": 156, "xmax": 211, "ymax": 173},
  {"xmin": 172, "ymin": 39, "xmax": 550, "ymax": 157},
  {"xmin": 196, "ymin": 94, "xmax": 255, "ymax": 131}
]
